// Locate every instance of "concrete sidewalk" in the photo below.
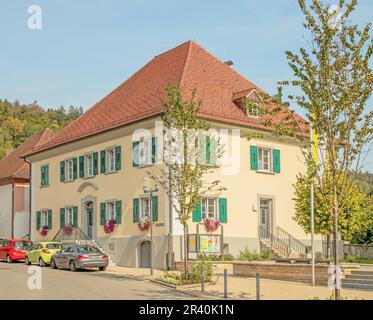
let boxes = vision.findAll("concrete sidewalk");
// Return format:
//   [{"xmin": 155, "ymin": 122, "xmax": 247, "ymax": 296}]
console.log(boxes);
[
  {"xmin": 104, "ymin": 265, "xmax": 373, "ymax": 300},
  {"xmin": 179, "ymin": 275, "xmax": 373, "ymax": 300}
]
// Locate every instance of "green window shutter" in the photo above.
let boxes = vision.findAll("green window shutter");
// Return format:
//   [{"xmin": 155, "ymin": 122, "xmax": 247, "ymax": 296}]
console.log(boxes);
[
  {"xmin": 73, "ymin": 207, "xmax": 78, "ymax": 227},
  {"xmin": 93, "ymin": 152, "xmax": 99, "ymax": 175},
  {"xmin": 100, "ymin": 150, "xmax": 106, "ymax": 174},
  {"xmin": 273, "ymin": 149, "xmax": 281, "ymax": 173},
  {"xmin": 151, "ymin": 137, "xmax": 157, "ymax": 164},
  {"xmin": 60, "ymin": 208, "xmax": 65, "ymax": 228},
  {"xmin": 152, "ymin": 196, "xmax": 158, "ymax": 222},
  {"xmin": 47, "ymin": 209, "xmax": 52, "ymax": 229},
  {"xmin": 206, "ymin": 136, "xmax": 211, "ymax": 165},
  {"xmin": 79, "ymin": 156, "xmax": 85, "ymax": 178},
  {"xmin": 115, "ymin": 145, "xmax": 122, "ymax": 171},
  {"xmin": 60, "ymin": 161, "xmax": 65, "ymax": 182},
  {"xmin": 36, "ymin": 211, "xmax": 41, "ymax": 230},
  {"xmin": 115, "ymin": 200, "xmax": 122, "ymax": 224},
  {"xmin": 133, "ymin": 198, "xmax": 139, "ymax": 223},
  {"xmin": 41, "ymin": 166, "xmax": 45, "ymax": 186},
  {"xmin": 45, "ymin": 165, "xmax": 49, "ymax": 185},
  {"xmin": 132, "ymin": 141, "xmax": 139, "ymax": 167},
  {"xmin": 219, "ymin": 198, "xmax": 228, "ymax": 223},
  {"xmin": 250, "ymin": 146, "xmax": 259, "ymax": 170},
  {"xmin": 100, "ymin": 203, "xmax": 106, "ymax": 225},
  {"xmin": 199, "ymin": 137, "xmax": 207, "ymax": 164},
  {"xmin": 192, "ymin": 203, "xmax": 202, "ymax": 222},
  {"xmin": 73, "ymin": 158, "xmax": 78, "ymax": 180},
  {"xmin": 210, "ymin": 137, "xmax": 217, "ymax": 165}
]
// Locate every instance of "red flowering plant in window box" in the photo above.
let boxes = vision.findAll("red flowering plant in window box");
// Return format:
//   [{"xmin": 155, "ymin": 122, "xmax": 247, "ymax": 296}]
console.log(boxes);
[
  {"xmin": 204, "ymin": 218, "xmax": 221, "ymax": 233},
  {"xmin": 104, "ymin": 219, "xmax": 116, "ymax": 234},
  {"xmin": 63, "ymin": 224, "xmax": 73, "ymax": 235},
  {"xmin": 138, "ymin": 216, "xmax": 152, "ymax": 232},
  {"xmin": 40, "ymin": 225, "xmax": 48, "ymax": 236}
]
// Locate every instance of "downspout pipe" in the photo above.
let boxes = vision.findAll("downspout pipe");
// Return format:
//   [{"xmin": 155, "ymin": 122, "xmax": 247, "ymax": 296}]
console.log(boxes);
[
  {"xmin": 24, "ymin": 158, "xmax": 32, "ymax": 240},
  {"xmin": 11, "ymin": 181, "xmax": 14, "ymax": 239}
]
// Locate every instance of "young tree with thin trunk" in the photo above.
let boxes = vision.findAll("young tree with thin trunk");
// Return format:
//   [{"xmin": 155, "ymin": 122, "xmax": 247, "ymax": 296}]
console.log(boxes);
[
  {"xmin": 147, "ymin": 85, "xmax": 225, "ymax": 275},
  {"xmin": 241, "ymin": 0, "xmax": 372, "ymax": 300},
  {"xmin": 277, "ymin": 0, "xmax": 372, "ymax": 299}
]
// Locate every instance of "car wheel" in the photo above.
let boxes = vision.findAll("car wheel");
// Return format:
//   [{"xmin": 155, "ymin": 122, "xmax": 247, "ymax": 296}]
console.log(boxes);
[
  {"xmin": 39, "ymin": 258, "xmax": 45, "ymax": 267},
  {"xmin": 25, "ymin": 256, "xmax": 31, "ymax": 265},
  {"xmin": 6, "ymin": 255, "xmax": 12, "ymax": 263},
  {"xmin": 69, "ymin": 260, "xmax": 77, "ymax": 272},
  {"xmin": 50, "ymin": 259, "xmax": 57, "ymax": 269},
  {"xmin": 99, "ymin": 266, "xmax": 106, "ymax": 272}
]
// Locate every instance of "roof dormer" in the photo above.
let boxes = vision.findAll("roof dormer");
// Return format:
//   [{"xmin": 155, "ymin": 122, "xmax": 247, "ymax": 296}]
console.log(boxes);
[{"xmin": 233, "ymin": 88, "xmax": 263, "ymax": 118}]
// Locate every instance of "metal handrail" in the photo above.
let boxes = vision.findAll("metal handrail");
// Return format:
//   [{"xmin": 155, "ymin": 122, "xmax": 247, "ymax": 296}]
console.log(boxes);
[
  {"xmin": 259, "ymin": 226, "xmax": 292, "ymax": 257},
  {"xmin": 52, "ymin": 227, "xmax": 97, "ymax": 247},
  {"xmin": 276, "ymin": 226, "xmax": 309, "ymax": 256}
]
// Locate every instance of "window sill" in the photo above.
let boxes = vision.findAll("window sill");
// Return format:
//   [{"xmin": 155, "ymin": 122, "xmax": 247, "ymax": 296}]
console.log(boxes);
[
  {"xmin": 63, "ymin": 179, "xmax": 75, "ymax": 184},
  {"xmin": 104, "ymin": 170, "xmax": 118, "ymax": 176},
  {"xmin": 255, "ymin": 170, "xmax": 276, "ymax": 175},
  {"xmin": 82, "ymin": 175, "xmax": 96, "ymax": 180},
  {"xmin": 137, "ymin": 163, "xmax": 154, "ymax": 169},
  {"xmin": 40, "ymin": 184, "xmax": 49, "ymax": 188}
]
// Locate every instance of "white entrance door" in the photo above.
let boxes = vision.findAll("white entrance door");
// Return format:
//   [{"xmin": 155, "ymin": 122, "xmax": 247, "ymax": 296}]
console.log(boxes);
[{"xmin": 259, "ymin": 199, "xmax": 273, "ymax": 237}]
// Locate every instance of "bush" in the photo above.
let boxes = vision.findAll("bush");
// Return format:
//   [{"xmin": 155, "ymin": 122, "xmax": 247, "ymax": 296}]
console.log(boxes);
[
  {"xmin": 344, "ymin": 255, "xmax": 356, "ymax": 263},
  {"xmin": 156, "ymin": 259, "xmax": 213, "ymax": 286},
  {"xmin": 198, "ymin": 254, "xmax": 234, "ymax": 261},
  {"xmin": 237, "ymin": 247, "xmax": 270, "ymax": 261},
  {"xmin": 188, "ymin": 258, "xmax": 213, "ymax": 282}
]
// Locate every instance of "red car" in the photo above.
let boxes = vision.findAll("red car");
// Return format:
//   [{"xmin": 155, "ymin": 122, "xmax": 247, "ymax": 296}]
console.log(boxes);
[{"xmin": 0, "ymin": 239, "xmax": 32, "ymax": 263}]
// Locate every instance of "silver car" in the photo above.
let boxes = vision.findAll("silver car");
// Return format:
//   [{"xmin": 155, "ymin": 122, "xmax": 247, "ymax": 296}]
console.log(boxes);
[{"xmin": 50, "ymin": 245, "xmax": 109, "ymax": 272}]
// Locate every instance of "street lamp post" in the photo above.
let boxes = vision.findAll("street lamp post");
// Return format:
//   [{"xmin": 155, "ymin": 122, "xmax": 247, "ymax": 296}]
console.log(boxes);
[{"xmin": 143, "ymin": 183, "xmax": 158, "ymax": 276}]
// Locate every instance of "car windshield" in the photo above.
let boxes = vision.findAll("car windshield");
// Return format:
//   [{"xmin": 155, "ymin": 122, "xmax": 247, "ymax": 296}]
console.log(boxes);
[
  {"xmin": 77, "ymin": 246, "xmax": 101, "ymax": 254},
  {"xmin": 13, "ymin": 241, "xmax": 31, "ymax": 250},
  {"xmin": 46, "ymin": 243, "xmax": 63, "ymax": 249}
]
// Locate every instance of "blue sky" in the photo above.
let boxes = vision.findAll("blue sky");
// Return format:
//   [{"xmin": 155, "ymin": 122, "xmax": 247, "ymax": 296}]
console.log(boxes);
[{"xmin": 0, "ymin": 0, "xmax": 372, "ymax": 171}]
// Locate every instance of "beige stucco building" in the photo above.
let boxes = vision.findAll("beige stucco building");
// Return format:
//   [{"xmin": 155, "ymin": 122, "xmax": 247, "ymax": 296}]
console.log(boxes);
[{"xmin": 25, "ymin": 41, "xmax": 321, "ymax": 269}]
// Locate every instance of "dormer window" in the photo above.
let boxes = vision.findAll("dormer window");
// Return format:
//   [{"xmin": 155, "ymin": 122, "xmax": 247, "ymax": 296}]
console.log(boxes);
[
  {"xmin": 233, "ymin": 88, "xmax": 263, "ymax": 119},
  {"xmin": 246, "ymin": 101, "xmax": 260, "ymax": 118}
]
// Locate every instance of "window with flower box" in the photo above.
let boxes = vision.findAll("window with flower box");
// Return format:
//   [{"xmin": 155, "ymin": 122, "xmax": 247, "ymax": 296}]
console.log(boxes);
[{"xmin": 201, "ymin": 197, "xmax": 217, "ymax": 220}]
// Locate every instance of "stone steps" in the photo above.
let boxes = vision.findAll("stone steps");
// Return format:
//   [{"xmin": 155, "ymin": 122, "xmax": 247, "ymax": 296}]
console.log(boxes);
[
  {"xmin": 342, "ymin": 281, "xmax": 373, "ymax": 291},
  {"xmin": 342, "ymin": 270, "xmax": 373, "ymax": 291}
]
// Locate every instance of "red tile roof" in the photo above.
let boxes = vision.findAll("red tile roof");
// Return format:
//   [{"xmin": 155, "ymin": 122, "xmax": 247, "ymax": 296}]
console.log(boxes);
[
  {"xmin": 27, "ymin": 41, "xmax": 306, "ymax": 156},
  {"xmin": 0, "ymin": 129, "xmax": 55, "ymax": 182}
]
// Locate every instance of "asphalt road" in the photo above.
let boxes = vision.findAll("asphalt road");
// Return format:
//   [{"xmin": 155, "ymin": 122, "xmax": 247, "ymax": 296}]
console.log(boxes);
[{"xmin": 0, "ymin": 262, "xmax": 192, "ymax": 300}]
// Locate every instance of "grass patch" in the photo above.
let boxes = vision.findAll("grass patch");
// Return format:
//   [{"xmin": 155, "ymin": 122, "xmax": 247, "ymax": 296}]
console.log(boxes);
[{"xmin": 342, "ymin": 255, "xmax": 373, "ymax": 264}]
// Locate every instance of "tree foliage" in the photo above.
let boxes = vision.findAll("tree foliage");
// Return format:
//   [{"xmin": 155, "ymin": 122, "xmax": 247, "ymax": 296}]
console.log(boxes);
[
  {"xmin": 293, "ymin": 170, "xmax": 370, "ymax": 242},
  {"xmin": 0, "ymin": 99, "xmax": 83, "ymax": 159}
]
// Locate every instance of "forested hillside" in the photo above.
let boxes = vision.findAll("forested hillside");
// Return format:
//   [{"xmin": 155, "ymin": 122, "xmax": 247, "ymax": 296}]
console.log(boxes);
[{"xmin": 0, "ymin": 99, "xmax": 83, "ymax": 159}]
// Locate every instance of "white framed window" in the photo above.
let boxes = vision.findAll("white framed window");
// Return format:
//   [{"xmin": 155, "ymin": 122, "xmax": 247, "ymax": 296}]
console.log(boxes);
[
  {"xmin": 140, "ymin": 197, "xmax": 151, "ymax": 218},
  {"xmin": 106, "ymin": 148, "xmax": 116, "ymax": 173},
  {"xmin": 105, "ymin": 201, "xmax": 116, "ymax": 222},
  {"xmin": 65, "ymin": 207, "xmax": 74, "ymax": 226},
  {"xmin": 201, "ymin": 197, "xmax": 218, "ymax": 220},
  {"xmin": 258, "ymin": 147, "xmax": 272, "ymax": 172},
  {"xmin": 65, "ymin": 159, "xmax": 74, "ymax": 181},
  {"xmin": 40, "ymin": 210, "xmax": 49, "ymax": 228},
  {"xmin": 138, "ymin": 138, "xmax": 152, "ymax": 167},
  {"xmin": 246, "ymin": 102, "xmax": 260, "ymax": 118},
  {"xmin": 85, "ymin": 153, "xmax": 94, "ymax": 177}
]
